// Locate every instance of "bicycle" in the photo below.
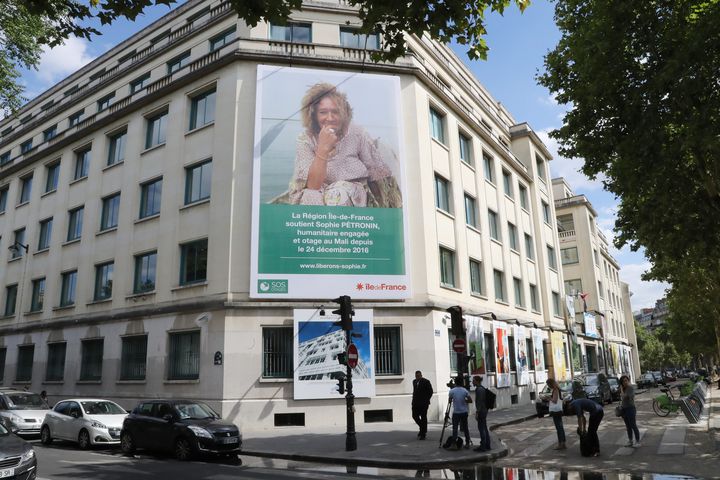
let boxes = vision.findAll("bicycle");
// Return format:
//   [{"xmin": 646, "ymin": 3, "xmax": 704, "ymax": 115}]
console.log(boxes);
[{"xmin": 652, "ymin": 386, "xmax": 681, "ymax": 416}]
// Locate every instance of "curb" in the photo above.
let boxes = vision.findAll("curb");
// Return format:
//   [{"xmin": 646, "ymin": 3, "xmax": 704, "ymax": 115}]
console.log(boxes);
[{"xmin": 489, "ymin": 412, "xmax": 539, "ymax": 431}]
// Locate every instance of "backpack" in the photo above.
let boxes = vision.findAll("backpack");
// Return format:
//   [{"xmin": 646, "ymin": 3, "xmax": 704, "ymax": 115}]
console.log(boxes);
[{"xmin": 484, "ymin": 388, "xmax": 497, "ymax": 410}]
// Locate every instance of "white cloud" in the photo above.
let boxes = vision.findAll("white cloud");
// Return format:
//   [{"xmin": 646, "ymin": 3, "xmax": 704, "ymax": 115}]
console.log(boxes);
[
  {"xmin": 618, "ymin": 262, "xmax": 669, "ymax": 311},
  {"xmin": 36, "ymin": 37, "xmax": 95, "ymax": 85},
  {"xmin": 536, "ymin": 129, "xmax": 606, "ymax": 192}
]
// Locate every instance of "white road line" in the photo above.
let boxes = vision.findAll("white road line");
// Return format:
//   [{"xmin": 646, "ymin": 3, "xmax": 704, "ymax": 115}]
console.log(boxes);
[
  {"xmin": 614, "ymin": 428, "xmax": 647, "ymax": 445},
  {"xmin": 612, "ymin": 428, "xmax": 647, "ymax": 456},
  {"xmin": 658, "ymin": 426, "xmax": 686, "ymax": 454},
  {"xmin": 519, "ymin": 433, "xmax": 557, "ymax": 456},
  {"xmin": 515, "ymin": 431, "xmax": 535, "ymax": 442}
]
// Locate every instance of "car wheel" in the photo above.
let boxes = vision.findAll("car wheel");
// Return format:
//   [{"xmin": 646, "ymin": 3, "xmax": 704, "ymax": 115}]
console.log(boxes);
[
  {"xmin": 120, "ymin": 431, "xmax": 136, "ymax": 455},
  {"xmin": 41, "ymin": 426, "xmax": 53, "ymax": 445},
  {"xmin": 174, "ymin": 437, "xmax": 194, "ymax": 461},
  {"xmin": 78, "ymin": 429, "xmax": 91, "ymax": 450}
]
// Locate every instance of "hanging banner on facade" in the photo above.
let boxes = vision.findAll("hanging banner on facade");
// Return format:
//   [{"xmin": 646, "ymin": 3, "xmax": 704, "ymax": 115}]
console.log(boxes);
[
  {"xmin": 551, "ymin": 331, "xmax": 569, "ymax": 381},
  {"xmin": 583, "ymin": 312, "xmax": 600, "ymax": 338},
  {"xmin": 494, "ymin": 321, "xmax": 511, "ymax": 387},
  {"xmin": 251, "ymin": 65, "xmax": 410, "ymax": 299},
  {"xmin": 466, "ymin": 315, "xmax": 486, "ymax": 375},
  {"xmin": 533, "ymin": 328, "xmax": 547, "ymax": 383},
  {"xmin": 514, "ymin": 325, "xmax": 529, "ymax": 386},
  {"xmin": 610, "ymin": 343, "xmax": 620, "ymax": 375},
  {"xmin": 293, "ymin": 308, "xmax": 375, "ymax": 400}
]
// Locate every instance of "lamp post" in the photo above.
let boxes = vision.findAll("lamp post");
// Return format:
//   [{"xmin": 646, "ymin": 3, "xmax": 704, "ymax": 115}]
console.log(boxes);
[{"xmin": 8, "ymin": 242, "xmax": 30, "ymax": 319}]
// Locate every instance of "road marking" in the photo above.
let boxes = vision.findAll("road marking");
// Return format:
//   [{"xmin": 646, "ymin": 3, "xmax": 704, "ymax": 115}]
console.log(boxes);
[
  {"xmin": 60, "ymin": 459, "xmax": 129, "ymax": 465},
  {"xmin": 518, "ymin": 433, "xmax": 557, "ymax": 456},
  {"xmin": 658, "ymin": 426, "xmax": 686, "ymax": 454},
  {"xmin": 614, "ymin": 428, "xmax": 647, "ymax": 445},
  {"xmin": 514, "ymin": 431, "xmax": 535, "ymax": 442}
]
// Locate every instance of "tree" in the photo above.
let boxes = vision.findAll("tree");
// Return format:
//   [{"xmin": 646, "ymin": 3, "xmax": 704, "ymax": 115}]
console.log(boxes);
[
  {"xmin": 0, "ymin": 0, "xmax": 529, "ymax": 115},
  {"xmin": 539, "ymin": 0, "xmax": 720, "ymax": 361}
]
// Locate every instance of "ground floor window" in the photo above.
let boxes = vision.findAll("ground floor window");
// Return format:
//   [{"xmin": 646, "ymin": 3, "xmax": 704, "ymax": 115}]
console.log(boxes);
[
  {"xmin": 80, "ymin": 339, "xmax": 103, "ymax": 381},
  {"xmin": 120, "ymin": 335, "xmax": 148, "ymax": 381},
  {"xmin": 262, "ymin": 327, "xmax": 293, "ymax": 378},
  {"xmin": 45, "ymin": 342, "xmax": 67, "ymax": 381},
  {"xmin": 16, "ymin": 345, "xmax": 34, "ymax": 382},
  {"xmin": 168, "ymin": 330, "xmax": 200, "ymax": 380},
  {"xmin": 374, "ymin": 326, "xmax": 401, "ymax": 375}
]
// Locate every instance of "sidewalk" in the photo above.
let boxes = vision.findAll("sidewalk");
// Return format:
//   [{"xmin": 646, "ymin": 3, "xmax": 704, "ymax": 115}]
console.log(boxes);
[{"xmin": 241, "ymin": 402, "xmax": 538, "ymax": 469}]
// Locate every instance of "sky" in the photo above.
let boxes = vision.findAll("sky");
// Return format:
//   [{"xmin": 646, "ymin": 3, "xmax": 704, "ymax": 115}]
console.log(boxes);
[{"xmin": 16, "ymin": 0, "xmax": 668, "ymax": 311}]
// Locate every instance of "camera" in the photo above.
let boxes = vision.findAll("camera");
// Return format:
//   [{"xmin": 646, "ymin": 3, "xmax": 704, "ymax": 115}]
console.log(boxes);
[{"xmin": 446, "ymin": 379, "xmax": 455, "ymax": 389}]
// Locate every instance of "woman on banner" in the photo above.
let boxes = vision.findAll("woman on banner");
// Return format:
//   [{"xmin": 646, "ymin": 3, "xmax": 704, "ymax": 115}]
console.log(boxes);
[{"xmin": 286, "ymin": 82, "xmax": 401, "ymax": 207}]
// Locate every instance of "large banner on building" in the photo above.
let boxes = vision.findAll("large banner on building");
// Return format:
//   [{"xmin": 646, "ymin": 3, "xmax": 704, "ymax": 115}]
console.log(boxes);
[
  {"xmin": 466, "ymin": 315, "xmax": 485, "ymax": 375},
  {"xmin": 251, "ymin": 65, "xmax": 410, "ymax": 299},
  {"xmin": 533, "ymin": 328, "xmax": 547, "ymax": 383},
  {"xmin": 293, "ymin": 308, "xmax": 375, "ymax": 400},
  {"xmin": 583, "ymin": 312, "xmax": 600, "ymax": 338},
  {"xmin": 551, "ymin": 331, "xmax": 569, "ymax": 381},
  {"xmin": 514, "ymin": 325, "xmax": 529, "ymax": 385},
  {"xmin": 494, "ymin": 321, "xmax": 511, "ymax": 387}
]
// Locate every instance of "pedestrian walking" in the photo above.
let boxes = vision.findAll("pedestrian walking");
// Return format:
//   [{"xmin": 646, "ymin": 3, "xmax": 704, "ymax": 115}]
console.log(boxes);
[
  {"xmin": 446, "ymin": 375, "xmax": 472, "ymax": 449},
  {"xmin": 471, "ymin": 376, "xmax": 491, "ymax": 452},
  {"xmin": 619, "ymin": 375, "xmax": 641, "ymax": 447},
  {"xmin": 412, "ymin": 370, "xmax": 434, "ymax": 440},
  {"xmin": 570, "ymin": 397, "xmax": 604, "ymax": 457},
  {"xmin": 39, "ymin": 390, "xmax": 50, "ymax": 409},
  {"xmin": 546, "ymin": 378, "xmax": 566, "ymax": 450}
]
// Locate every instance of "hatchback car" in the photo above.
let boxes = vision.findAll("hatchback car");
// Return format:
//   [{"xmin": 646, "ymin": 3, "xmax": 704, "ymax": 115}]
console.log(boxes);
[
  {"xmin": 637, "ymin": 372, "xmax": 657, "ymax": 389},
  {"xmin": 535, "ymin": 380, "xmax": 573, "ymax": 417},
  {"xmin": 0, "ymin": 390, "xmax": 51, "ymax": 438},
  {"xmin": 573, "ymin": 374, "xmax": 612, "ymax": 404},
  {"xmin": 607, "ymin": 376, "xmax": 621, "ymax": 401},
  {"xmin": 0, "ymin": 422, "xmax": 37, "ymax": 479},
  {"xmin": 120, "ymin": 400, "xmax": 241, "ymax": 461},
  {"xmin": 41, "ymin": 399, "xmax": 127, "ymax": 449}
]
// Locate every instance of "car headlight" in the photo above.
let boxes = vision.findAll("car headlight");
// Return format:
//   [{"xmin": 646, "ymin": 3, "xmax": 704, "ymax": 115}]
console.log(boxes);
[
  {"xmin": 20, "ymin": 448, "xmax": 35, "ymax": 464},
  {"xmin": 5, "ymin": 413, "xmax": 23, "ymax": 426},
  {"xmin": 90, "ymin": 421, "xmax": 107, "ymax": 430},
  {"xmin": 187, "ymin": 425, "xmax": 213, "ymax": 439}
]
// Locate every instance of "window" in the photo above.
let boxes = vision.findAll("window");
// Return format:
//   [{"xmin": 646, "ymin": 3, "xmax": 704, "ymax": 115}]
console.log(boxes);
[
  {"xmin": 185, "ymin": 160, "xmax": 212, "ymax": 204},
  {"xmin": 60, "ymin": 270, "xmax": 77, "ymax": 306},
  {"xmin": 30, "ymin": 278, "xmax": 45, "ymax": 311},
  {"xmin": 269, "ymin": 22, "xmax": 311, "ymax": 42},
  {"xmin": 120, "ymin": 335, "xmax": 148, "ymax": 381},
  {"xmin": 547, "ymin": 245, "xmax": 557, "ymax": 270},
  {"xmin": 458, "ymin": 133, "xmax": 472, "ymax": 165},
  {"xmin": 38, "ymin": 217, "xmax": 52, "ymax": 250},
  {"xmin": 483, "ymin": 154, "xmax": 495, "ymax": 183},
  {"xmin": 73, "ymin": 147, "xmax": 91, "ymax": 180},
  {"xmin": 593, "ymin": 249, "xmax": 599, "ymax": 265},
  {"xmin": 0, "ymin": 152, "xmax": 10, "ymax": 165},
  {"xmin": 513, "ymin": 278, "xmax": 525, "ymax": 308},
  {"xmin": 107, "ymin": 129, "xmax": 127, "ymax": 166},
  {"xmin": 598, "ymin": 281, "xmax": 604, "ymax": 298},
  {"xmin": 67, "ymin": 206, "xmax": 84, "ymax": 241},
  {"xmin": 508, "ymin": 222, "xmax": 519, "ymax": 250},
  {"xmin": 519, "ymin": 184, "xmax": 529, "ymax": 209},
  {"xmin": 434, "ymin": 175, "xmax": 450, "ymax": 213},
  {"xmin": 339, "ymin": 27, "xmax": 379, "ymax": 49},
  {"xmin": 12, "ymin": 228, "xmax": 25, "ymax": 259},
  {"xmin": 168, "ymin": 331, "xmax": 200, "ymax": 380},
  {"xmin": 524, "ymin": 233, "xmax": 534, "ymax": 260},
  {"xmin": 557, "ymin": 214, "xmax": 575, "ymax": 232},
  {"xmin": 139, "ymin": 178, "xmax": 162, "ymax": 218},
  {"xmin": 20, "ymin": 139, "xmax": 33, "ymax": 154},
  {"xmin": 15, "ymin": 345, "xmax": 34, "ymax": 382},
  {"xmin": 130, "ymin": 72, "xmax": 151, "ymax": 94},
  {"xmin": 262, "ymin": 327, "xmax": 293, "ymax": 378},
  {"xmin": 0, "ymin": 186, "xmax": 7, "ymax": 212},
  {"xmin": 100, "ymin": 193, "xmax": 120, "ymax": 231},
  {"xmin": 448, "ymin": 333, "xmax": 458, "ymax": 373},
  {"xmin": 167, "ymin": 51, "xmax": 191, "ymax": 74},
  {"xmin": 80, "ymin": 339, "xmax": 104, "ymax": 381},
  {"xmin": 469, "ymin": 259, "xmax": 484, "ymax": 296},
  {"xmin": 552, "ymin": 292, "xmax": 561, "ymax": 316},
  {"xmin": 488, "ymin": 210, "xmax": 501, "ymax": 241},
  {"xmin": 145, "ymin": 110, "xmax": 168, "ymax": 148},
  {"xmin": 494, "ymin": 269, "xmax": 506, "ymax": 302},
  {"xmin": 68, "ymin": 110, "xmax": 84, "ymax": 127},
  {"xmin": 134, "ymin": 251, "xmax": 157, "ymax": 293},
  {"xmin": 530, "ymin": 284, "xmax": 539, "ymax": 311},
  {"xmin": 502, "ymin": 170, "xmax": 513, "ymax": 198},
  {"xmin": 0, "ymin": 348, "xmax": 5, "ymax": 382},
  {"xmin": 180, "ymin": 239, "xmax": 208, "ymax": 285},
  {"xmin": 45, "ymin": 162, "xmax": 60, "ymax": 193},
  {"xmin": 189, "ymin": 88, "xmax": 216, "ymax": 130},
  {"xmin": 542, "ymin": 201, "xmax": 551, "ymax": 223},
  {"xmin": 97, "ymin": 93, "xmax": 114, "ymax": 112},
  {"xmin": 561, "ymin": 246, "xmax": 579, "ymax": 265},
  {"xmin": 44, "ymin": 125, "xmax": 57, "ymax": 142},
  {"xmin": 439, "ymin": 247, "xmax": 456, "ymax": 288},
  {"xmin": 19, "ymin": 174, "xmax": 32, "ymax": 204},
  {"xmin": 375, "ymin": 326, "xmax": 401, "ymax": 375},
  {"xmin": 429, "ymin": 108, "xmax": 445, "ymax": 144},
  {"xmin": 484, "ymin": 333, "xmax": 496, "ymax": 373},
  {"xmin": 526, "ymin": 338, "xmax": 535, "ymax": 370},
  {"xmin": 565, "ymin": 279, "xmax": 583, "ymax": 297},
  {"xmin": 536, "ymin": 155, "xmax": 546, "ymax": 182},
  {"xmin": 464, "ymin": 194, "xmax": 477, "ymax": 227},
  {"xmin": 4, "ymin": 285, "xmax": 17, "ymax": 316},
  {"xmin": 94, "ymin": 262, "xmax": 114, "ymax": 301},
  {"xmin": 45, "ymin": 342, "xmax": 67, "ymax": 381},
  {"xmin": 210, "ymin": 26, "xmax": 237, "ymax": 51}
]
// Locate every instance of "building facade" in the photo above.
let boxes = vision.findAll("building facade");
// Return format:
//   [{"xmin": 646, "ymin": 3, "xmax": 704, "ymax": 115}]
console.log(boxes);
[
  {"xmin": 0, "ymin": 0, "xmax": 572, "ymax": 430},
  {"xmin": 634, "ymin": 298, "xmax": 669, "ymax": 334}
]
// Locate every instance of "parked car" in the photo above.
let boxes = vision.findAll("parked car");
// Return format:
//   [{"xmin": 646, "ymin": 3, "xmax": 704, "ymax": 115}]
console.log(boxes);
[
  {"xmin": 0, "ymin": 389, "xmax": 51, "ymax": 438},
  {"xmin": 0, "ymin": 421, "xmax": 37, "ymax": 479},
  {"xmin": 637, "ymin": 373, "xmax": 658, "ymax": 389},
  {"xmin": 607, "ymin": 376, "xmax": 621, "ymax": 401},
  {"xmin": 661, "ymin": 371, "xmax": 677, "ymax": 383},
  {"xmin": 650, "ymin": 371, "xmax": 666, "ymax": 385},
  {"xmin": 573, "ymin": 374, "xmax": 612, "ymax": 404},
  {"xmin": 41, "ymin": 399, "xmax": 127, "ymax": 449},
  {"xmin": 535, "ymin": 380, "xmax": 573, "ymax": 417},
  {"xmin": 120, "ymin": 399, "xmax": 241, "ymax": 461}
]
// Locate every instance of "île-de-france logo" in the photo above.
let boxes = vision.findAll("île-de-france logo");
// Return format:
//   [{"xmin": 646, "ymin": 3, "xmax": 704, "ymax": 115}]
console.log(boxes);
[{"xmin": 258, "ymin": 279, "xmax": 288, "ymax": 294}]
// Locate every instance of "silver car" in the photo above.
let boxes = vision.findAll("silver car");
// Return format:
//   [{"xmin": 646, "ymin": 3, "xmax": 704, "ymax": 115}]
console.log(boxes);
[
  {"xmin": 41, "ymin": 399, "xmax": 127, "ymax": 449},
  {"xmin": 0, "ymin": 390, "xmax": 50, "ymax": 438}
]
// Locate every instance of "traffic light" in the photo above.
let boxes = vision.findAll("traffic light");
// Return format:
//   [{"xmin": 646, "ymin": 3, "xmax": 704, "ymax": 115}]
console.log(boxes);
[
  {"xmin": 333, "ymin": 295, "xmax": 354, "ymax": 331},
  {"xmin": 447, "ymin": 306, "xmax": 464, "ymax": 336},
  {"xmin": 336, "ymin": 352, "xmax": 347, "ymax": 365},
  {"xmin": 335, "ymin": 373, "xmax": 346, "ymax": 395}
]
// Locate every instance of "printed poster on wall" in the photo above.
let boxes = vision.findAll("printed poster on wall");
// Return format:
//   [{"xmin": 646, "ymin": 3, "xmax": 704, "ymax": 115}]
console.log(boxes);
[
  {"xmin": 466, "ymin": 315, "xmax": 485, "ymax": 375},
  {"xmin": 551, "ymin": 331, "xmax": 569, "ymax": 381},
  {"xmin": 293, "ymin": 308, "xmax": 375, "ymax": 400},
  {"xmin": 533, "ymin": 328, "xmax": 547, "ymax": 383},
  {"xmin": 514, "ymin": 325, "xmax": 529, "ymax": 386},
  {"xmin": 250, "ymin": 65, "xmax": 410, "ymax": 299},
  {"xmin": 494, "ymin": 321, "xmax": 511, "ymax": 387},
  {"xmin": 583, "ymin": 312, "xmax": 600, "ymax": 338}
]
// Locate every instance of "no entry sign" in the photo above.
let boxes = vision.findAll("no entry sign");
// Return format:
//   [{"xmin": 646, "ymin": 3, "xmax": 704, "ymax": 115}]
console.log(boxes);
[
  {"xmin": 347, "ymin": 343, "xmax": 359, "ymax": 369},
  {"xmin": 452, "ymin": 338, "xmax": 466, "ymax": 353}
]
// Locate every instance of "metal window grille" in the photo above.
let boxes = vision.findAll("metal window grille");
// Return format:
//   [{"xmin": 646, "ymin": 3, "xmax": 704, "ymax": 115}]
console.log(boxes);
[
  {"xmin": 16, "ymin": 345, "xmax": 34, "ymax": 382},
  {"xmin": 45, "ymin": 343, "xmax": 67, "ymax": 381},
  {"xmin": 120, "ymin": 336, "xmax": 148, "ymax": 380},
  {"xmin": 374, "ymin": 326, "xmax": 401, "ymax": 375},
  {"xmin": 0, "ymin": 348, "xmax": 6, "ymax": 382},
  {"xmin": 262, "ymin": 327, "xmax": 292, "ymax": 378},
  {"xmin": 168, "ymin": 331, "xmax": 200, "ymax": 380},
  {"xmin": 80, "ymin": 339, "xmax": 103, "ymax": 381}
]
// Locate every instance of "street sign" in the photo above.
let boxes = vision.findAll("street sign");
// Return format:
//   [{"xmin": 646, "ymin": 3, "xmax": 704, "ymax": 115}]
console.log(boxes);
[
  {"xmin": 347, "ymin": 343, "xmax": 359, "ymax": 369},
  {"xmin": 452, "ymin": 338, "xmax": 466, "ymax": 353}
]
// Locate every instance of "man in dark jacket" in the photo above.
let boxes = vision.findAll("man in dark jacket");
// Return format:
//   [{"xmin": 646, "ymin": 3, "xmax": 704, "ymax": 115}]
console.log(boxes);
[
  {"xmin": 472, "ymin": 376, "xmax": 491, "ymax": 451},
  {"xmin": 412, "ymin": 370, "xmax": 434, "ymax": 439}
]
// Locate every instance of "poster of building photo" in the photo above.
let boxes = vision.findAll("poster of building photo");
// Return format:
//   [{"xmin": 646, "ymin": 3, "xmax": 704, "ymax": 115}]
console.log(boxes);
[
  {"xmin": 250, "ymin": 65, "xmax": 410, "ymax": 299},
  {"xmin": 466, "ymin": 315, "xmax": 485, "ymax": 375},
  {"xmin": 494, "ymin": 321, "xmax": 511, "ymax": 387},
  {"xmin": 293, "ymin": 308, "xmax": 375, "ymax": 400}
]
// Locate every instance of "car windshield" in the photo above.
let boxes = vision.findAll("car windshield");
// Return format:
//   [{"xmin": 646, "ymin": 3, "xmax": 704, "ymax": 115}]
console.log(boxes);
[
  {"xmin": 81, "ymin": 401, "xmax": 126, "ymax": 415},
  {"xmin": 608, "ymin": 378, "xmax": 618, "ymax": 386},
  {"xmin": 583, "ymin": 376, "xmax": 599, "ymax": 386},
  {"xmin": 174, "ymin": 402, "xmax": 219, "ymax": 420},
  {"xmin": 6, "ymin": 393, "xmax": 44, "ymax": 410}
]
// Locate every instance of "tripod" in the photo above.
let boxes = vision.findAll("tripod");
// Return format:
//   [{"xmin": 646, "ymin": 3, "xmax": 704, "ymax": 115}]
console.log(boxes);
[{"xmin": 438, "ymin": 401, "xmax": 452, "ymax": 448}]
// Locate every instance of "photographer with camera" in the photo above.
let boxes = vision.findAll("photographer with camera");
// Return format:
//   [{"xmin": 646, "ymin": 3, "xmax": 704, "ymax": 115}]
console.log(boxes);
[{"xmin": 445, "ymin": 375, "xmax": 472, "ymax": 449}]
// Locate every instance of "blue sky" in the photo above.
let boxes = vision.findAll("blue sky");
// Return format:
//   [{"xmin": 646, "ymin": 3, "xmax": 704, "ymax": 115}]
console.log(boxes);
[{"xmin": 18, "ymin": 0, "xmax": 667, "ymax": 310}]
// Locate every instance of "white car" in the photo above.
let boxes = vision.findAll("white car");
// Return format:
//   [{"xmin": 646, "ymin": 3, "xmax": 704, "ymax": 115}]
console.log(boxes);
[
  {"xmin": 41, "ymin": 399, "xmax": 127, "ymax": 448},
  {"xmin": 0, "ymin": 389, "xmax": 51, "ymax": 437}
]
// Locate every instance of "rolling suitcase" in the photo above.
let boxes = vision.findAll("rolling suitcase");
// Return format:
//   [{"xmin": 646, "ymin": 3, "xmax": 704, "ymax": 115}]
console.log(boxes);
[{"xmin": 579, "ymin": 432, "xmax": 599, "ymax": 457}]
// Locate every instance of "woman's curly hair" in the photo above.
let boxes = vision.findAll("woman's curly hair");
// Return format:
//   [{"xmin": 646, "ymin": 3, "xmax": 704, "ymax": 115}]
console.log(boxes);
[{"xmin": 300, "ymin": 82, "xmax": 353, "ymax": 137}]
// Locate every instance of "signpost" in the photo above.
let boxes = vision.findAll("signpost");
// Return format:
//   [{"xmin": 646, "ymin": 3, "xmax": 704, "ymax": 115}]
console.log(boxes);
[
  {"xmin": 453, "ymin": 338, "xmax": 466, "ymax": 353},
  {"xmin": 347, "ymin": 344, "xmax": 359, "ymax": 369}
]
